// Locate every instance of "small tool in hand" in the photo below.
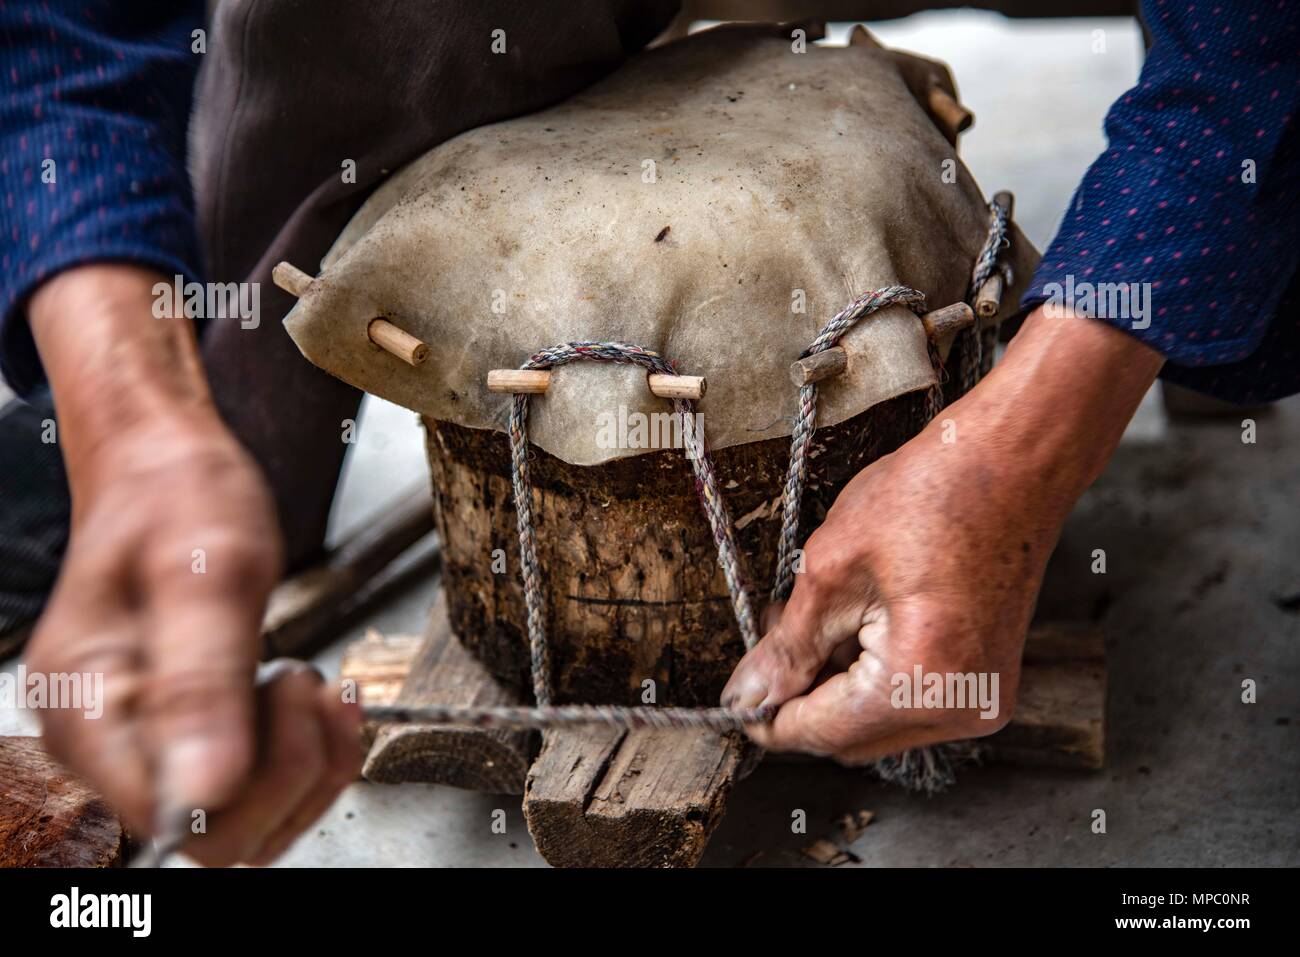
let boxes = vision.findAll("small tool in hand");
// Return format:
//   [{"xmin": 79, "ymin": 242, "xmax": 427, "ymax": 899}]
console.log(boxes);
[{"xmin": 129, "ymin": 803, "xmax": 190, "ymax": 869}]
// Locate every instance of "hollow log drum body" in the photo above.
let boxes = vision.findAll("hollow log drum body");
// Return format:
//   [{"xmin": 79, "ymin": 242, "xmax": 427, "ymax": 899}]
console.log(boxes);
[{"xmin": 425, "ymin": 372, "xmax": 977, "ymax": 707}]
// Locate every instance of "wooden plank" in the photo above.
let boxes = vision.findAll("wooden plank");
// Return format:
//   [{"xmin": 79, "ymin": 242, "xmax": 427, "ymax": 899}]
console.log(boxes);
[
  {"xmin": 523, "ymin": 727, "xmax": 746, "ymax": 868},
  {"xmin": 339, "ymin": 629, "xmax": 425, "ymax": 752},
  {"xmin": 0, "ymin": 736, "xmax": 127, "ymax": 867},
  {"xmin": 358, "ymin": 594, "xmax": 536, "ymax": 793},
  {"xmin": 989, "ymin": 624, "xmax": 1106, "ymax": 769}
]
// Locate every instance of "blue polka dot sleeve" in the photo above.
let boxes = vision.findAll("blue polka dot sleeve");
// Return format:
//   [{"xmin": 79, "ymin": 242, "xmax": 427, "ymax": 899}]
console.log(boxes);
[
  {"xmin": 0, "ymin": 0, "xmax": 205, "ymax": 398},
  {"xmin": 1024, "ymin": 0, "xmax": 1300, "ymax": 403}
]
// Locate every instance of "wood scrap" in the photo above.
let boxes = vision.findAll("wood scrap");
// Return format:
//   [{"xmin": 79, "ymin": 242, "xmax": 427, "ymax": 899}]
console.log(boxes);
[
  {"xmin": 837, "ymin": 809, "xmax": 875, "ymax": 842},
  {"xmin": 358, "ymin": 594, "xmax": 535, "ymax": 793},
  {"xmin": 339, "ymin": 629, "xmax": 424, "ymax": 752},
  {"xmin": 0, "ymin": 736, "xmax": 127, "ymax": 867},
  {"xmin": 802, "ymin": 838, "xmax": 860, "ymax": 866},
  {"xmin": 987, "ymin": 622, "xmax": 1106, "ymax": 769}
]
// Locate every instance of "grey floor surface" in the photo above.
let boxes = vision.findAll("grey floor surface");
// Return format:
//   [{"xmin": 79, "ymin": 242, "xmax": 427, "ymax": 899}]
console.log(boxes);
[{"xmin": 2, "ymin": 12, "xmax": 1295, "ymax": 867}]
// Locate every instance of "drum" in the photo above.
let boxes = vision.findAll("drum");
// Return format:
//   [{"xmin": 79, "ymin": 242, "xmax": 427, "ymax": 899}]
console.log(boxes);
[{"xmin": 282, "ymin": 22, "xmax": 1038, "ymax": 707}]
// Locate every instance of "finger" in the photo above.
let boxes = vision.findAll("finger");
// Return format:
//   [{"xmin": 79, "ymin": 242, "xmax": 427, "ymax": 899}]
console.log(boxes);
[
  {"xmin": 183, "ymin": 666, "xmax": 328, "ymax": 867},
  {"xmin": 833, "ymin": 723, "xmax": 969, "ymax": 768},
  {"xmin": 31, "ymin": 607, "xmax": 158, "ymax": 835},
  {"xmin": 142, "ymin": 545, "xmax": 271, "ymax": 813},
  {"xmin": 721, "ymin": 579, "xmax": 866, "ymax": 710},
  {"xmin": 248, "ymin": 683, "xmax": 363, "ymax": 866},
  {"xmin": 747, "ymin": 669, "xmax": 942, "ymax": 758}
]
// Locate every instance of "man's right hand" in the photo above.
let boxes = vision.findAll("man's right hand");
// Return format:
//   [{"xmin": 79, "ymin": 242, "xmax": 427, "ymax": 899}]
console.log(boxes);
[{"xmin": 25, "ymin": 264, "xmax": 360, "ymax": 865}]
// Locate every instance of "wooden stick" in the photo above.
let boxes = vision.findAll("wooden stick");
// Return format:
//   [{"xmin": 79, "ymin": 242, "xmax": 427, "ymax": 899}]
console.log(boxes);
[
  {"xmin": 272, "ymin": 261, "xmax": 313, "ymax": 297},
  {"xmin": 788, "ymin": 348, "xmax": 847, "ymax": 387},
  {"xmin": 648, "ymin": 373, "xmax": 707, "ymax": 399},
  {"xmin": 788, "ymin": 302, "xmax": 975, "ymax": 386},
  {"xmin": 274, "ymin": 261, "xmax": 430, "ymax": 366},
  {"xmin": 920, "ymin": 301, "xmax": 976, "ymax": 340},
  {"xmin": 487, "ymin": 369, "xmax": 706, "ymax": 401},
  {"xmin": 927, "ymin": 84, "xmax": 973, "ymax": 144},
  {"xmin": 976, "ymin": 266, "xmax": 1014, "ymax": 321},
  {"xmin": 992, "ymin": 189, "xmax": 1015, "ymax": 222},
  {"xmin": 974, "ymin": 193, "xmax": 1015, "ymax": 321},
  {"xmin": 486, "ymin": 369, "xmax": 549, "ymax": 394},
  {"xmin": 986, "ymin": 622, "xmax": 1105, "ymax": 770},
  {"xmin": 368, "ymin": 318, "xmax": 429, "ymax": 366}
]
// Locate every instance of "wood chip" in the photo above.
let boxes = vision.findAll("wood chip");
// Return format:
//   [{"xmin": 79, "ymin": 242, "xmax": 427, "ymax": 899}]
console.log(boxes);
[
  {"xmin": 836, "ymin": 809, "xmax": 875, "ymax": 842},
  {"xmin": 802, "ymin": 839, "xmax": 860, "ymax": 867}
]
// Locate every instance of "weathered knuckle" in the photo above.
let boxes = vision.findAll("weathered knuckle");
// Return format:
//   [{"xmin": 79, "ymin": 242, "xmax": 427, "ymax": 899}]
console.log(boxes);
[{"xmin": 146, "ymin": 665, "xmax": 247, "ymax": 723}]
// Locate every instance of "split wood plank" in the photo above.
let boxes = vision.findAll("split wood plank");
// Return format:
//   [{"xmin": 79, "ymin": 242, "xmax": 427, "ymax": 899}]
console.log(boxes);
[
  {"xmin": 339, "ymin": 630, "xmax": 425, "ymax": 753},
  {"xmin": 359, "ymin": 593, "xmax": 536, "ymax": 793},
  {"xmin": 985, "ymin": 622, "xmax": 1106, "ymax": 769},
  {"xmin": 0, "ymin": 736, "xmax": 127, "ymax": 867},
  {"xmin": 523, "ymin": 726, "xmax": 747, "ymax": 868}
]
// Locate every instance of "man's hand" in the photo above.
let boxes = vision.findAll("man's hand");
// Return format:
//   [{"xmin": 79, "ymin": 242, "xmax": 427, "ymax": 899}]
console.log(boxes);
[
  {"xmin": 25, "ymin": 264, "xmax": 360, "ymax": 865},
  {"xmin": 722, "ymin": 307, "xmax": 1163, "ymax": 763}
]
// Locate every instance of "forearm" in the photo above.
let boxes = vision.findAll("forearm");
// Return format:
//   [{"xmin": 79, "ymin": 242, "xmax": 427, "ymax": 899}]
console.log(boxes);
[
  {"xmin": 937, "ymin": 306, "xmax": 1164, "ymax": 520},
  {"xmin": 28, "ymin": 264, "xmax": 220, "ymax": 503}
]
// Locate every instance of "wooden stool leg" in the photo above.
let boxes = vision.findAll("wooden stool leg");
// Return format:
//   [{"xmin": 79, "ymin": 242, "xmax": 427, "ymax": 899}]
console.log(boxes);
[{"xmin": 524, "ymin": 726, "xmax": 748, "ymax": 867}]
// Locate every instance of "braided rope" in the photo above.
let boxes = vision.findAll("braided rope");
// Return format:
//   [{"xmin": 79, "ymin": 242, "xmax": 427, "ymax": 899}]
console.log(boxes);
[
  {"xmin": 959, "ymin": 199, "xmax": 1011, "ymax": 388},
  {"xmin": 508, "ymin": 341, "xmax": 759, "ymax": 709},
  {"xmin": 365, "ymin": 704, "xmax": 772, "ymax": 732},
  {"xmin": 771, "ymin": 285, "xmax": 927, "ymax": 602},
  {"xmin": 375, "ymin": 200, "xmax": 1009, "ymax": 746}
]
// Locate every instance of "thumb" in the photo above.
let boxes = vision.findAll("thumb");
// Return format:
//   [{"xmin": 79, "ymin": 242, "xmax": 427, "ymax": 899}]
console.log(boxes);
[
  {"xmin": 144, "ymin": 582, "xmax": 262, "ymax": 814},
  {"xmin": 721, "ymin": 580, "xmax": 853, "ymax": 710}
]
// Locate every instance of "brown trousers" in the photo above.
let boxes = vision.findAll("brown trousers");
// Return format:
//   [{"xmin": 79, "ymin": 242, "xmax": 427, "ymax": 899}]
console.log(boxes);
[{"xmin": 192, "ymin": 0, "xmax": 679, "ymax": 567}]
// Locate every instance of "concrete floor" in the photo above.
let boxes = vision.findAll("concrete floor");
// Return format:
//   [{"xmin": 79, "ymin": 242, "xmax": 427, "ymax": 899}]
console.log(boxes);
[{"xmin": 3, "ymin": 12, "xmax": 1295, "ymax": 867}]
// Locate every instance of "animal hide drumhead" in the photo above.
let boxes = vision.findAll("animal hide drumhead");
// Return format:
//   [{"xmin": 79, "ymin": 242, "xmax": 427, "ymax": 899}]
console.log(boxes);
[{"xmin": 284, "ymin": 22, "xmax": 1038, "ymax": 466}]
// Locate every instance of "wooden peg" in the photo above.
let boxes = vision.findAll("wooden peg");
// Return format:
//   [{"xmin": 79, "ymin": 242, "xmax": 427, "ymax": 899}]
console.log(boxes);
[
  {"xmin": 992, "ymin": 190, "xmax": 1015, "ymax": 223},
  {"xmin": 647, "ymin": 373, "xmax": 707, "ymax": 400},
  {"xmin": 919, "ymin": 302, "xmax": 976, "ymax": 339},
  {"xmin": 487, "ymin": 369, "xmax": 706, "ymax": 401},
  {"xmin": 274, "ymin": 261, "xmax": 429, "ymax": 366},
  {"xmin": 927, "ymin": 84, "xmax": 973, "ymax": 145},
  {"xmin": 973, "ymin": 193, "xmax": 1015, "ymax": 321},
  {"xmin": 974, "ymin": 274, "xmax": 1003, "ymax": 320},
  {"xmin": 272, "ymin": 261, "xmax": 313, "ymax": 297},
  {"xmin": 975, "ymin": 264, "xmax": 1016, "ymax": 322},
  {"xmin": 788, "ymin": 348, "xmax": 847, "ymax": 387},
  {"xmin": 788, "ymin": 303, "xmax": 975, "ymax": 386},
  {"xmin": 486, "ymin": 370, "xmax": 550, "ymax": 394},
  {"xmin": 368, "ymin": 318, "xmax": 429, "ymax": 366}
]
